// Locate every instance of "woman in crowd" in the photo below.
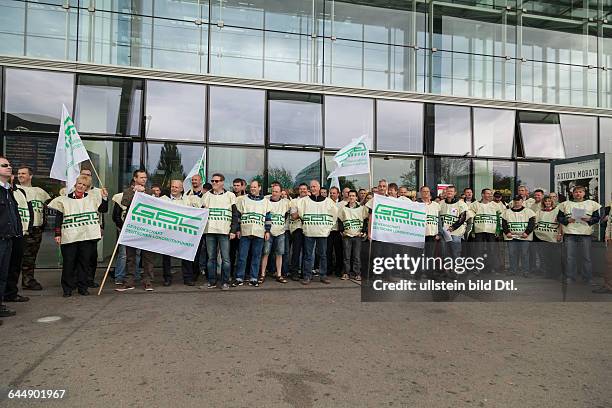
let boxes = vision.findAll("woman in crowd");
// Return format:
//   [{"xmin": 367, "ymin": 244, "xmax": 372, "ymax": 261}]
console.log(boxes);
[{"xmin": 49, "ymin": 175, "xmax": 108, "ymax": 297}]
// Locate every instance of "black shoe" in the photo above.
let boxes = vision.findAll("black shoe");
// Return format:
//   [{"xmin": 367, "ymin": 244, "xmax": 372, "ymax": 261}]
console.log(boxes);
[
  {"xmin": 87, "ymin": 282, "xmax": 100, "ymax": 288},
  {"xmin": 231, "ymin": 280, "xmax": 244, "ymax": 287},
  {"xmin": 4, "ymin": 295, "xmax": 30, "ymax": 302},
  {"xmin": 248, "ymin": 280, "xmax": 259, "ymax": 287},
  {"xmin": 0, "ymin": 307, "xmax": 16, "ymax": 317},
  {"xmin": 78, "ymin": 289, "xmax": 90, "ymax": 296},
  {"xmin": 23, "ymin": 281, "xmax": 43, "ymax": 291},
  {"xmin": 63, "ymin": 293, "xmax": 72, "ymax": 298},
  {"xmin": 163, "ymin": 280, "xmax": 172, "ymax": 287}
]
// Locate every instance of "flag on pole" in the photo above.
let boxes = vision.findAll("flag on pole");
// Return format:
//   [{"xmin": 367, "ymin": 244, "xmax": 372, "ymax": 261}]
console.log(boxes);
[
  {"xmin": 370, "ymin": 195, "xmax": 426, "ymax": 248},
  {"xmin": 328, "ymin": 135, "xmax": 370, "ymax": 178},
  {"xmin": 50, "ymin": 104, "xmax": 91, "ymax": 193},
  {"xmin": 184, "ymin": 150, "xmax": 206, "ymax": 193},
  {"xmin": 330, "ymin": 176, "xmax": 340, "ymax": 190},
  {"xmin": 118, "ymin": 193, "xmax": 209, "ymax": 261}
]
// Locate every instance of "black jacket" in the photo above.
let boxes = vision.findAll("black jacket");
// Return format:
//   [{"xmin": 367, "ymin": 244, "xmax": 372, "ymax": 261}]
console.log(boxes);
[{"xmin": 0, "ymin": 183, "xmax": 23, "ymax": 239}]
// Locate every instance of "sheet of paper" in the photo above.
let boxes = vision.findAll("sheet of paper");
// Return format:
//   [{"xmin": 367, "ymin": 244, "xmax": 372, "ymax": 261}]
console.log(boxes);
[
  {"xmin": 571, "ymin": 207, "xmax": 587, "ymax": 224},
  {"xmin": 442, "ymin": 228, "xmax": 453, "ymax": 242}
]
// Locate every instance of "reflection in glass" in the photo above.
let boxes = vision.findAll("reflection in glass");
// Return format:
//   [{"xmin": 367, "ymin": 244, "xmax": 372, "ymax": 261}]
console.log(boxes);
[
  {"xmin": 425, "ymin": 157, "xmax": 471, "ymax": 195},
  {"xmin": 324, "ymin": 154, "xmax": 369, "ymax": 191},
  {"xmin": 269, "ymin": 92, "xmax": 322, "ymax": 146},
  {"xmin": 600, "ymin": 117, "xmax": 612, "ymax": 154},
  {"xmin": 145, "ymin": 142, "xmax": 205, "ymax": 191},
  {"xmin": 210, "ymin": 26, "xmax": 263, "ymax": 78},
  {"xmin": 324, "ymin": 96, "xmax": 373, "ymax": 149},
  {"xmin": 209, "ymin": 86, "xmax": 265, "ymax": 144},
  {"xmin": 473, "ymin": 160, "xmax": 515, "ymax": 201},
  {"xmin": 4, "ymin": 68, "xmax": 75, "ymax": 132},
  {"xmin": 559, "ymin": 114, "xmax": 597, "ymax": 158},
  {"xmin": 473, "ymin": 108, "xmax": 515, "ymax": 158},
  {"xmin": 151, "ymin": 18, "xmax": 208, "ymax": 73},
  {"xmin": 518, "ymin": 112, "xmax": 565, "ymax": 159},
  {"xmin": 208, "ymin": 146, "xmax": 265, "ymax": 190},
  {"xmin": 432, "ymin": 105, "xmax": 472, "ymax": 156},
  {"xmin": 93, "ymin": 0, "xmax": 209, "ymax": 20},
  {"xmin": 75, "ymin": 75, "xmax": 143, "ymax": 136},
  {"xmin": 0, "ymin": 0, "xmax": 25, "ymax": 56},
  {"xmin": 516, "ymin": 162, "xmax": 550, "ymax": 193},
  {"xmin": 372, "ymin": 157, "xmax": 419, "ymax": 191},
  {"xmin": 25, "ymin": 3, "xmax": 78, "ymax": 60},
  {"xmin": 376, "ymin": 100, "xmax": 423, "ymax": 153},
  {"xmin": 268, "ymin": 150, "xmax": 321, "ymax": 191},
  {"xmin": 145, "ymin": 81, "xmax": 206, "ymax": 142}
]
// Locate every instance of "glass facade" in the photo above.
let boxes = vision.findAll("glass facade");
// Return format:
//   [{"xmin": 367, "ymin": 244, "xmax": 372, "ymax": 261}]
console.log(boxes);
[{"xmin": 3, "ymin": 0, "xmax": 612, "ymax": 108}]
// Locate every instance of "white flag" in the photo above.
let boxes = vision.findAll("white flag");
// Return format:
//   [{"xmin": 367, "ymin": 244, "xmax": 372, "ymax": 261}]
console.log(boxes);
[
  {"xmin": 371, "ymin": 195, "xmax": 426, "ymax": 248},
  {"xmin": 330, "ymin": 176, "xmax": 340, "ymax": 190},
  {"xmin": 50, "ymin": 105, "xmax": 91, "ymax": 193},
  {"xmin": 184, "ymin": 150, "xmax": 206, "ymax": 194},
  {"xmin": 328, "ymin": 135, "xmax": 370, "ymax": 178},
  {"xmin": 118, "ymin": 193, "xmax": 209, "ymax": 261}
]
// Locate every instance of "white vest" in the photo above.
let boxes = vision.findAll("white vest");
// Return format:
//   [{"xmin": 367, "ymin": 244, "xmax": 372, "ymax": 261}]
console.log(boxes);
[
  {"xmin": 440, "ymin": 200, "xmax": 469, "ymax": 237},
  {"xmin": 202, "ymin": 191, "xmax": 236, "ymax": 234},
  {"xmin": 266, "ymin": 198, "xmax": 290, "ymax": 237},
  {"xmin": 559, "ymin": 200, "xmax": 601, "ymax": 236},
  {"xmin": 237, "ymin": 196, "xmax": 268, "ymax": 238},
  {"xmin": 469, "ymin": 201, "xmax": 500, "ymax": 234},
  {"xmin": 535, "ymin": 208, "xmax": 560, "ymax": 242},
  {"xmin": 14, "ymin": 189, "xmax": 30, "ymax": 235},
  {"xmin": 424, "ymin": 201, "xmax": 441, "ymax": 237},
  {"xmin": 502, "ymin": 208, "xmax": 536, "ymax": 241},
  {"xmin": 297, "ymin": 197, "xmax": 338, "ymax": 238},
  {"xmin": 338, "ymin": 204, "xmax": 367, "ymax": 237},
  {"xmin": 49, "ymin": 194, "xmax": 102, "ymax": 244},
  {"xmin": 18, "ymin": 185, "xmax": 50, "ymax": 227}
]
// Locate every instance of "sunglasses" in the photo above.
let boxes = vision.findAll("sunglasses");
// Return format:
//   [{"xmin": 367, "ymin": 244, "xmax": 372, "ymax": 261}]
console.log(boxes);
[
  {"xmin": 0, "ymin": 163, "xmax": 11, "ymax": 168},
  {"xmin": 211, "ymin": 179, "xmax": 222, "ymax": 183}
]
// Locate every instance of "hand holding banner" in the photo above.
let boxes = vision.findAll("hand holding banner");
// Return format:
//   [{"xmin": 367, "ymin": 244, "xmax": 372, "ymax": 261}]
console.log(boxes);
[{"xmin": 118, "ymin": 193, "xmax": 209, "ymax": 261}]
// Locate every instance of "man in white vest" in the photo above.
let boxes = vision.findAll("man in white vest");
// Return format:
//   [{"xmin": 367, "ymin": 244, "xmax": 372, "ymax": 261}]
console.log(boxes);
[
  {"xmin": 440, "ymin": 185, "xmax": 469, "ymax": 259},
  {"xmin": 201, "ymin": 173, "xmax": 239, "ymax": 290},
  {"xmin": 293, "ymin": 180, "xmax": 338, "ymax": 285},
  {"xmin": 16, "ymin": 166, "xmax": 51, "ymax": 290},
  {"xmin": 338, "ymin": 190, "xmax": 367, "ymax": 280},
  {"xmin": 557, "ymin": 185, "xmax": 601, "ymax": 284},
  {"xmin": 327, "ymin": 186, "xmax": 344, "ymax": 278},
  {"xmin": 468, "ymin": 188, "xmax": 500, "ymax": 273},
  {"xmin": 260, "ymin": 183, "xmax": 290, "ymax": 283},
  {"xmin": 502, "ymin": 195, "xmax": 536, "ymax": 277}
]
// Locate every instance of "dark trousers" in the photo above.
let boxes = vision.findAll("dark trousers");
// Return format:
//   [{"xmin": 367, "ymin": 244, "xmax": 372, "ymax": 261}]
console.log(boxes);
[
  {"xmin": 289, "ymin": 229, "xmax": 304, "ymax": 277},
  {"xmin": 0, "ymin": 238, "xmax": 15, "ymax": 307},
  {"xmin": 61, "ymin": 239, "xmax": 96, "ymax": 294},
  {"xmin": 342, "ymin": 236, "xmax": 361, "ymax": 277},
  {"xmin": 327, "ymin": 230, "xmax": 344, "ymax": 277},
  {"xmin": 4, "ymin": 236, "xmax": 24, "ymax": 299},
  {"xmin": 163, "ymin": 255, "xmax": 194, "ymax": 283},
  {"xmin": 229, "ymin": 236, "xmax": 240, "ymax": 279},
  {"xmin": 21, "ymin": 227, "xmax": 42, "ymax": 285},
  {"xmin": 126, "ymin": 247, "xmax": 154, "ymax": 286},
  {"xmin": 193, "ymin": 234, "xmax": 207, "ymax": 281},
  {"xmin": 87, "ymin": 243, "xmax": 98, "ymax": 285},
  {"xmin": 474, "ymin": 232, "xmax": 498, "ymax": 273}
]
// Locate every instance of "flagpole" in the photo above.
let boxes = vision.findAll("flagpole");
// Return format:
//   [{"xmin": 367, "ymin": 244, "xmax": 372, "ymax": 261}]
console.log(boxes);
[
  {"xmin": 88, "ymin": 160, "xmax": 104, "ymax": 189},
  {"xmin": 97, "ymin": 239, "xmax": 120, "ymax": 296}
]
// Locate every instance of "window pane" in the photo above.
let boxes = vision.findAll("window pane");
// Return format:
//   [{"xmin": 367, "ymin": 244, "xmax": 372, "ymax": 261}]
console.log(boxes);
[
  {"xmin": 78, "ymin": 10, "xmax": 152, "ymax": 68},
  {"xmin": 93, "ymin": 0, "xmax": 209, "ymax": 20},
  {"xmin": 211, "ymin": 0, "xmax": 316, "ymax": 34},
  {"xmin": 473, "ymin": 160, "xmax": 515, "ymax": 201},
  {"xmin": 269, "ymin": 91, "xmax": 322, "ymax": 146},
  {"xmin": 0, "ymin": 0, "xmax": 25, "ymax": 56},
  {"xmin": 209, "ymin": 86, "xmax": 265, "ymax": 144},
  {"xmin": 517, "ymin": 162, "xmax": 551, "ymax": 193},
  {"xmin": 324, "ymin": 96, "xmax": 373, "ymax": 149},
  {"xmin": 207, "ymin": 146, "xmax": 265, "ymax": 189},
  {"xmin": 473, "ymin": 108, "xmax": 515, "ymax": 158},
  {"xmin": 145, "ymin": 81, "xmax": 206, "ymax": 142},
  {"xmin": 518, "ymin": 111, "xmax": 565, "ymax": 159},
  {"xmin": 600, "ymin": 117, "xmax": 612, "ymax": 154},
  {"xmin": 75, "ymin": 75, "xmax": 143, "ymax": 136},
  {"xmin": 210, "ymin": 26, "xmax": 263, "ymax": 79},
  {"xmin": 433, "ymin": 105, "xmax": 472, "ymax": 156},
  {"xmin": 151, "ymin": 18, "xmax": 208, "ymax": 74},
  {"xmin": 425, "ymin": 157, "xmax": 471, "ymax": 195},
  {"xmin": 268, "ymin": 150, "xmax": 321, "ymax": 190},
  {"xmin": 376, "ymin": 100, "xmax": 423, "ymax": 153},
  {"xmin": 372, "ymin": 156, "xmax": 419, "ymax": 192},
  {"xmin": 263, "ymin": 31, "xmax": 321, "ymax": 83},
  {"xmin": 145, "ymin": 142, "xmax": 206, "ymax": 191},
  {"xmin": 559, "ymin": 114, "xmax": 597, "ymax": 158},
  {"xmin": 4, "ymin": 68, "xmax": 74, "ymax": 133},
  {"xmin": 25, "ymin": 3, "xmax": 78, "ymax": 61},
  {"xmin": 324, "ymin": 153, "xmax": 369, "ymax": 191}
]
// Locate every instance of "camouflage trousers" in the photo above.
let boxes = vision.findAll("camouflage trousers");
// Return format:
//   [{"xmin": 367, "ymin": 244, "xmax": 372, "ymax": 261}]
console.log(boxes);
[{"xmin": 21, "ymin": 227, "xmax": 43, "ymax": 285}]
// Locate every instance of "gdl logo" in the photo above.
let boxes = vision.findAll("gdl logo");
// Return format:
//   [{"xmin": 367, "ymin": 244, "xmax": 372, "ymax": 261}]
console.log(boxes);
[{"xmin": 131, "ymin": 203, "xmax": 203, "ymax": 235}]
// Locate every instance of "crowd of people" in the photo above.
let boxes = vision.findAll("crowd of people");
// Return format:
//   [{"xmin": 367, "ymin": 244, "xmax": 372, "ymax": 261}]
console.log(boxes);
[{"xmin": 1, "ymin": 154, "xmax": 612, "ymax": 324}]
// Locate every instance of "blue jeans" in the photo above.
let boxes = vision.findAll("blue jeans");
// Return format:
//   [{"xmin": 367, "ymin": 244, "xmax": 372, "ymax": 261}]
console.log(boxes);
[
  {"xmin": 281, "ymin": 231, "xmax": 290, "ymax": 277},
  {"xmin": 303, "ymin": 236, "xmax": 327, "ymax": 279},
  {"xmin": 507, "ymin": 240, "xmax": 530, "ymax": 276},
  {"xmin": 115, "ymin": 244, "xmax": 141, "ymax": 282},
  {"xmin": 206, "ymin": 234, "xmax": 231, "ymax": 284},
  {"xmin": 444, "ymin": 235, "xmax": 462, "ymax": 259},
  {"xmin": 236, "ymin": 235, "xmax": 264, "ymax": 282},
  {"xmin": 565, "ymin": 234, "xmax": 592, "ymax": 282}
]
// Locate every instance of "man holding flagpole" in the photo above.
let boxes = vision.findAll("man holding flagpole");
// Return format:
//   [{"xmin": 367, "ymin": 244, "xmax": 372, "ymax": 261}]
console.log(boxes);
[{"xmin": 184, "ymin": 151, "xmax": 207, "ymax": 283}]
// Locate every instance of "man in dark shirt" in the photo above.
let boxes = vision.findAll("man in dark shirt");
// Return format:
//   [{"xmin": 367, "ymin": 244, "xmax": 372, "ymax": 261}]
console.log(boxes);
[{"xmin": 0, "ymin": 155, "xmax": 22, "ymax": 324}]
